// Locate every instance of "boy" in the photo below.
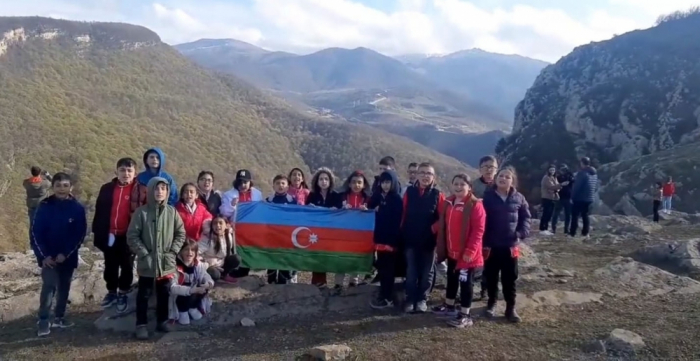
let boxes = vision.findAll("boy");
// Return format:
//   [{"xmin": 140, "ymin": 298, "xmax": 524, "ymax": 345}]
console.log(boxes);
[
  {"xmin": 266, "ymin": 175, "xmax": 297, "ymax": 284},
  {"xmin": 368, "ymin": 170, "xmax": 403, "ymax": 309},
  {"xmin": 135, "ymin": 148, "xmax": 178, "ymax": 206},
  {"xmin": 23, "ymin": 166, "xmax": 52, "ymax": 237},
  {"xmin": 372, "ymin": 156, "xmax": 402, "ymax": 196},
  {"xmin": 400, "ymin": 162, "xmax": 418, "ymax": 198},
  {"xmin": 401, "ymin": 162, "xmax": 444, "ymax": 313},
  {"xmin": 472, "ymin": 155, "xmax": 498, "ymax": 299},
  {"xmin": 31, "ymin": 172, "xmax": 87, "ymax": 337},
  {"xmin": 92, "ymin": 158, "xmax": 146, "ymax": 314},
  {"xmin": 127, "ymin": 177, "xmax": 186, "ymax": 340}
]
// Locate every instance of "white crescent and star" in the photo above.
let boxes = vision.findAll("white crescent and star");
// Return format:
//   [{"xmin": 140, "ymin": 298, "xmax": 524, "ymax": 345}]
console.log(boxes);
[{"xmin": 291, "ymin": 227, "xmax": 319, "ymax": 249}]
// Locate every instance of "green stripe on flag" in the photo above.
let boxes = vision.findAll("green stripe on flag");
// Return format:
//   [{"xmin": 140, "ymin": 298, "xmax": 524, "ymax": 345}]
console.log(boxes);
[{"xmin": 238, "ymin": 246, "xmax": 373, "ymax": 274}]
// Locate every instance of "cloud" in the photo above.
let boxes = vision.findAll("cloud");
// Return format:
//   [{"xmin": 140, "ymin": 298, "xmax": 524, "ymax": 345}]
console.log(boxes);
[{"xmin": 0, "ymin": 0, "xmax": 695, "ymax": 62}]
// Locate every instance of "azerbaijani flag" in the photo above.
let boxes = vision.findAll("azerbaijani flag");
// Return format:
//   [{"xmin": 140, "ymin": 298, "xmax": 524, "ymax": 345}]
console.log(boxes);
[{"xmin": 235, "ymin": 202, "xmax": 375, "ymax": 274}]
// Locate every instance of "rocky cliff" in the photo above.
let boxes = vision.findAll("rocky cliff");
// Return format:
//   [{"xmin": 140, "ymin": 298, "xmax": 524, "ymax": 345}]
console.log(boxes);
[{"xmin": 497, "ymin": 10, "xmax": 700, "ymax": 200}]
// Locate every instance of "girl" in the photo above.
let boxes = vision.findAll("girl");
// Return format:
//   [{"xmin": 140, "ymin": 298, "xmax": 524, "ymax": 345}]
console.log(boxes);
[
  {"xmin": 199, "ymin": 216, "xmax": 245, "ymax": 283},
  {"xmin": 169, "ymin": 240, "xmax": 214, "ymax": 326},
  {"xmin": 652, "ymin": 182, "xmax": 663, "ymax": 223},
  {"xmin": 220, "ymin": 169, "xmax": 263, "ymax": 223},
  {"xmin": 305, "ymin": 167, "xmax": 342, "ymax": 287},
  {"xmin": 175, "ymin": 183, "xmax": 213, "ymax": 241},
  {"xmin": 335, "ymin": 171, "xmax": 371, "ymax": 290},
  {"xmin": 434, "ymin": 174, "xmax": 486, "ymax": 328},
  {"xmin": 197, "ymin": 171, "xmax": 222, "ymax": 217},
  {"xmin": 482, "ymin": 167, "xmax": 531, "ymax": 323},
  {"xmin": 288, "ymin": 168, "xmax": 310, "ymax": 206}
]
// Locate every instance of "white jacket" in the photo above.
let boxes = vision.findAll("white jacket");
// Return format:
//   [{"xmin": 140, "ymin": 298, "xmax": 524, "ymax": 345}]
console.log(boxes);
[
  {"xmin": 198, "ymin": 233, "xmax": 233, "ymax": 268},
  {"xmin": 219, "ymin": 187, "xmax": 263, "ymax": 222},
  {"xmin": 168, "ymin": 261, "xmax": 214, "ymax": 321}
]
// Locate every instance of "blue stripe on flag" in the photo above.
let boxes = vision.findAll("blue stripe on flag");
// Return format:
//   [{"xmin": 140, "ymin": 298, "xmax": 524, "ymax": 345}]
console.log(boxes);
[{"xmin": 236, "ymin": 202, "xmax": 375, "ymax": 231}]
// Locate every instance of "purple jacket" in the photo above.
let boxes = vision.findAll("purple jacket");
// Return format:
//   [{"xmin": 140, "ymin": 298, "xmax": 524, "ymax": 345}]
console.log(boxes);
[{"xmin": 482, "ymin": 187, "xmax": 531, "ymax": 249}]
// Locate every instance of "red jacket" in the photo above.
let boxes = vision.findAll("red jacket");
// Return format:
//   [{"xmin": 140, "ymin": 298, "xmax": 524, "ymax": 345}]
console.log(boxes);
[
  {"xmin": 175, "ymin": 200, "xmax": 213, "ymax": 240},
  {"xmin": 662, "ymin": 182, "xmax": 675, "ymax": 196},
  {"xmin": 436, "ymin": 194, "xmax": 486, "ymax": 270}
]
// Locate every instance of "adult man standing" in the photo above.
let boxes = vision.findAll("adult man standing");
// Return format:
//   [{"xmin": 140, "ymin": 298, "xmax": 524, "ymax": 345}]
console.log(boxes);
[
  {"xmin": 569, "ymin": 157, "xmax": 598, "ymax": 238},
  {"xmin": 551, "ymin": 164, "xmax": 574, "ymax": 234},
  {"xmin": 23, "ymin": 166, "xmax": 52, "ymax": 234}
]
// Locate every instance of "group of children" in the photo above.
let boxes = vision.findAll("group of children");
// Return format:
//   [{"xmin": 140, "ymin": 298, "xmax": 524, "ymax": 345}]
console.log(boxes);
[{"xmin": 30, "ymin": 149, "xmax": 531, "ymax": 339}]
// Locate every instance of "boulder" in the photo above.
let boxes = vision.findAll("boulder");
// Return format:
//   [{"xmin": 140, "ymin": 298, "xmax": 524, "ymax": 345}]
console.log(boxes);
[
  {"xmin": 527, "ymin": 290, "xmax": 602, "ymax": 307},
  {"xmin": 606, "ymin": 329, "xmax": 645, "ymax": 354},
  {"xmin": 299, "ymin": 344, "xmax": 353, "ymax": 361},
  {"xmin": 589, "ymin": 215, "xmax": 661, "ymax": 235},
  {"xmin": 630, "ymin": 239, "xmax": 700, "ymax": 279},
  {"xmin": 593, "ymin": 257, "xmax": 700, "ymax": 298},
  {"xmin": 613, "ymin": 194, "xmax": 643, "ymax": 217}
]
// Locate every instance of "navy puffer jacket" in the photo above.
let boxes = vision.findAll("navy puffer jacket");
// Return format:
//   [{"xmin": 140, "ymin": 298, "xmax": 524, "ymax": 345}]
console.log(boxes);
[{"xmin": 482, "ymin": 187, "xmax": 531, "ymax": 249}]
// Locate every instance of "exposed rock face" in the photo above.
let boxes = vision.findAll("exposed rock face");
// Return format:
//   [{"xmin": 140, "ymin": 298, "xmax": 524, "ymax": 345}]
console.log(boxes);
[
  {"xmin": 496, "ymin": 12, "xmax": 700, "ymax": 200},
  {"xmin": 606, "ymin": 329, "xmax": 646, "ymax": 354},
  {"xmin": 631, "ymin": 239, "xmax": 700, "ymax": 279},
  {"xmin": 593, "ymin": 257, "xmax": 700, "ymax": 298}
]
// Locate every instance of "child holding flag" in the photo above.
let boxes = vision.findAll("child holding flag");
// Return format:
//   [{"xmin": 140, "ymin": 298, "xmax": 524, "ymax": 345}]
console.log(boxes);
[
  {"xmin": 220, "ymin": 169, "xmax": 263, "ymax": 223},
  {"xmin": 305, "ymin": 167, "xmax": 342, "ymax": 287},
  {"xmin": 288, "ymin": 168, "xmax": 310, "ymax": 206},
  {"xmin": 335, "ymin": 171, "xmax": 371, "ymax": 290},
  {"xmin": 266, "ymin": 175, "xmax": 298, "ymax": 284}
]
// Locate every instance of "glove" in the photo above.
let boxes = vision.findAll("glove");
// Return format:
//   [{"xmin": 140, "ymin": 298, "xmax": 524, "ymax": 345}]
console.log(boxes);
[{"xmin": 459, "ymin": 269, "xmax": 469, "ymax": 282}]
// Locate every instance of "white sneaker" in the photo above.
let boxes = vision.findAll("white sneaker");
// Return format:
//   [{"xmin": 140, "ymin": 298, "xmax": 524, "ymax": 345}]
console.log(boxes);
[
  {"xmin": 178, "ymin": 311, "xmax": 190, "ymax": 325},
  {"xmin": 189, "ymin": 308, "xmax": 203, "ymax": 321},
  {"xmin": 540, "ymin": 230, "xmax": 553, "ymax": 236}
]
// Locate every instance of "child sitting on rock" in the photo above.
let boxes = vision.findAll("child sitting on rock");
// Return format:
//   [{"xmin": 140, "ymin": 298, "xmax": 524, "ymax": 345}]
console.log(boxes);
[
  {"xmin": 169, "ymin": 240, "xmax": 214, "ymax": 325},
  {"xmin": 199, "ymin": 216, "xmax": 244, "ymax": 283}
]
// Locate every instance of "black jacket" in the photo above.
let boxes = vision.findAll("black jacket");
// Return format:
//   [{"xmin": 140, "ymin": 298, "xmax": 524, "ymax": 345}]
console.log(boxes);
[
  {"xmin": 305, "ymin": 190, "xmax": 342, "ymax": 208},
  {"xmin": 266, "ymin": 193, "xmax": 297, "ymax": 205},
  {"xmin": 401, "ymin": 184, "xmax": 441, "ymax": 250},
  {"xmin": 368, "ymin": 170, "xmax": 403, "ymax": 247},
  {"xmin": 200, "ymin": 191, "xmax": 222, "ymax": 217},
  {"xmin": 556, "ymin": 171, "xmax": 575, "ymax": 200}
]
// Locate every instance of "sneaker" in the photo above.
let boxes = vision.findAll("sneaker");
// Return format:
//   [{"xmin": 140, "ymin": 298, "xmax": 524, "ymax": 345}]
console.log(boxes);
[
  {"xmin": 51, "ymin": 318, "xmax": 74, "ymax": 328},
  {"xmin": 189, "ymin": 308, "xmax": 203, "ymax": 321},
  {"xmin": 447, "ymin": 313, "xmax": 474, "ymax": 328},
  {"xmin": 540, "ymin": 230, "xmax": 553, "ymax": 236},
  {"xmin": 369, "ymin": 274, "xmax": 380, "ymax": 286},
  {"xmin": 506, "ymin": 308, "xmax": 522, "ymax": 323},
  {"xmin": 432, "ymin": 303, "xmax": 458, "ymax": 317},
  {"xmin": 178, "ymin": 312, "xmax": 190, "ymax": 325},
  {"xmin": 37, "ymin": 319, "xmax": 51, "ymax": 337},
  {"xmin": 156, "ymin": 321, "xmax": 171, "ymax": 333},
  {"xmin": 485, "ymin": 303, "xmax": 497, "ymax": 318},
  {"xmin": 135, "ymin": 325, "xmax": 149, "ymax": 340},
  {"xmin": 115, "ymin": 293, "xmax": 129, "ymax": 314},
  {"xmin": 101, "ymin": 292, "xmax": 118, "ymax": 308},
  {"xmin": 370, "ymin": 298, "xmax": 394, "ymax": 309},
  {"xmin": 221, "ymin": 275, "xmax": 238, "ymax": 284},
  {"xmin": 415, "ymin": 301, "xmax": 428, "ymax": 313},
  {"xmin": 290, "ymin": 274, "xmax": 298, "ymax": 284},
  {"xmin": 404, "ymin": 303, "xmax": 415, "ymax": 313}
]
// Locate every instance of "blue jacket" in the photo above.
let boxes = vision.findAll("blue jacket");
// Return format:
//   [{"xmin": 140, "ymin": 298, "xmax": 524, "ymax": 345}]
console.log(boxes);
[
  {"xmin": 137, "ymin": 147, "xmax": 178, "ymax": 205},
  {"xmin": 31, "ymin": 195, "xmax": 87, "ymax": 269},
  {"xmin": 482, "ymin": 187, "xmax": 531, "ymax": 249},
  {"xmin": 571, "ymin": 166, "xmax": 598, "ymax": 203},
  {"xmin": 368, "ymin": 170, "xmax": 403, "ymax": 247}
]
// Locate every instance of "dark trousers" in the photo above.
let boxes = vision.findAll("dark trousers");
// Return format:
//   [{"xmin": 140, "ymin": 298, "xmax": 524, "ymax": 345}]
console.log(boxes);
[
  {"xmin": 135, "ymin": 276, "xmax": 170, "ymax": 326},
  {"xmin": 38, "ymin": 265, "xmax": 75, "ymax": 320},
  {"xmin": 404, "ymin": 247, "xmax": 435, "ymax": 304},
  {"xmin": 103, "ymin": 235, "xmax": 134, "ymax": 293},
  {"xmin": 484, "ymin": 247, "xmax": 518, "ymax": 307},
  {"xmin": 175, "ymin": 294, "xmax": 203, "ymax": 312},
  {"xmin": 311, "ymin": 272, "xmax": 327, "ymax": 286},
  {"xmin": 267, "ymin": 270, "xmax": 295, "ymax": 284},
  {"xmin": 551, "ymin": 199, "xmax": 572, "ymax": 233},
  {"xmin": 445, "ymin": 259, "xmax": 480, "ymax": 309},
  {"xmin": 652, "ymin": 200, "xmax": 661, "ymax": 223},
  {"xmin": 539, "ymin": 199, "xmax": 556, "ymax": 231},
  {"xmin": 28, "ymin": 207, "xmax": 38, "ymax": 241},
  {"xmin": 376, "ymin": 250, "xmax": 397, "ymax": 301},
  {"xmin": 570, "ymin": 201, "xmax": 593, "ymax": 236},
  {"xmin": 206, "ymin": 255, "xmax": 242, "ymax": 281}
]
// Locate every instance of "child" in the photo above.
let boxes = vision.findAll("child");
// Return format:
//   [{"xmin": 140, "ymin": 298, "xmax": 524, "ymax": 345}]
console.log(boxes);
[
  {"xmin": 305, "ymin": 167, "xmax": 342, "ymax": 287},
  {"xmin": 335, "ymin": 170, "xmax": 371, "ymax": 290},
  {"xmin": 472, "ymin": 155, "xmax": 498, "ymax": 299},
  {"xmin": 288, "ymin": 168, "xmax": 310, "ymax": 206},
  {"xmin": 31, "ymin": 172, "xmax": 87, "ymax": 337},
  {"xmin": 368, "ymin": 170, "xmax": 403, "ymax": 309},
  {"xmin": 199, "ymin": 216, "xmax": 243, "ymax": 283},
  {"xmin": 127, "ymin": 177, "xmax": 187, "ymax": 340},
  {"xmin": 92, "ymin": 157, "xmax": 146, "ymax": 314},
  {"xmin": 266, "ymin": 175, "xmax": 298, "ymax": 284},
  {"xmin": 197, "ymin": 171, "xmax": 222, "ymax": 217},
  {"xmin": 220, "ymin": 169, "xmax": 263, "ymax": 223},
  {"xmin": 371, "ymin": 156, "xmax": 402, "ymax": 196},
  {"xmin": 175, "ymin": 183, "xmax": 213, "ymax": 240},
  {"xmin": 401, "ymin": 162, "xmax": 445, "ymax": 313},
  {"xmin": 400, "ymin": 162, "xmax": 418, "ymax": 198},
  {"xmin": 136, "ymin": 148, "xmax": 178, "ymax": 206},
  {"xmin": 652, "ymin": 182, "xmax": 663, "ymax": 223},
  {"xmin": 169, "ymin": 240, "xmax": 214, "ymax": 325},
  {"xmin": 482, "ymin": 167, "xmax": 531, "ymax": 323},
  {"xmin": 433, "ymin": 174, "xmax": 486, "ymax": 327},
  {"xmin": 662, "ymin": 176, "xmax": 675, "ymax": 214}
]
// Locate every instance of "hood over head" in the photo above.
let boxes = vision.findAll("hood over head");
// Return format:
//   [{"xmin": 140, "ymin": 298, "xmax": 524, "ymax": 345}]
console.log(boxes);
[
  {"xmin": 378, "ymin": 170, "xmax": 400, "ymax": 194},
  {"xmin": 147, "ymin": 176, "xmax": 170, "ymax": 206},
  {"xmin": 143, "ymin": 147, "xmax": 166, "ymax": 174}
]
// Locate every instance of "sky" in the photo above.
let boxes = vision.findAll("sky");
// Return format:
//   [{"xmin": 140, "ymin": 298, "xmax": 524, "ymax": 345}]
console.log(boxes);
[{"xmin": 0, "ymin": 0, "xmax": 699, "ymax": 62}]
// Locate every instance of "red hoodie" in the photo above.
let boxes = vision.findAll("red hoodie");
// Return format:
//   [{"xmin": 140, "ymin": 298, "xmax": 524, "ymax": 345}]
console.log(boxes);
[
  {"xmin": 662, "ymin": 182, "xmax": 675, "ymax": 196},
  {"xmin": 442, "ymin": 194, "xmax": 485, "ymax": 270}
]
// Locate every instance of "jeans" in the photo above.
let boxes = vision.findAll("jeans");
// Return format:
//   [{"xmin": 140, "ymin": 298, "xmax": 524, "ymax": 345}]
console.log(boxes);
[
  {"xmin": 662, "ymin": 196, "xmax": 673, "ymax": 212},
  {"xmin": 103, "ymin": 235, "xmax": 135, "ymax": 293},
  {"xmin": 484, "ymin": 247, "xmax": 518, "ymax": 307},
  {"xmin": 38, "ymin": 265, "xmax": 75, "ymax": 320},
  {"xmin": 175, "ymin": 294, "xmax": 203, "ymax": 312},
  {"xmin": 404, "ymin": 247, "xmax": 435, "ymax": 304},
  {"xmin": 539, "ymin": 199, "xmax": 556, "ymax": 231},
  {"xmin": 135, "ymin": 276, "xmax": 171, "ymax": 326},
  {"xmin": 570, "ymin": 201, "xmax": 593, "ymax": 236},
  {"xmin": 445, "ymin": 259, "xmax": 481, "ymax": 309},
  {"xmin": 551, "ymin": 199, "xmax": 572, "ymax": 233},
  {"xmin": 653, "ymin": 200, "xmax": 661, "ymax": 223},
  {"xmin": 376, "ymin": 251, "xmax": 396, "ymax": 301}
]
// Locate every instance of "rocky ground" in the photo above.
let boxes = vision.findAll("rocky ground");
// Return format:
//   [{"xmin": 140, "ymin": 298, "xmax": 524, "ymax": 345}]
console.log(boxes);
[{"xmin": 2, "ymin": 214, "xmax": 700, "ymax": 361}]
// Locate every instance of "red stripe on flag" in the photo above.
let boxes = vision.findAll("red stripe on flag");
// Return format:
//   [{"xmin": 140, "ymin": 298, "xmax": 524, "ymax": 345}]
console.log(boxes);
[{"xmin": 235, "ymin": 224, "xmax": 374, "ymax": 254}]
